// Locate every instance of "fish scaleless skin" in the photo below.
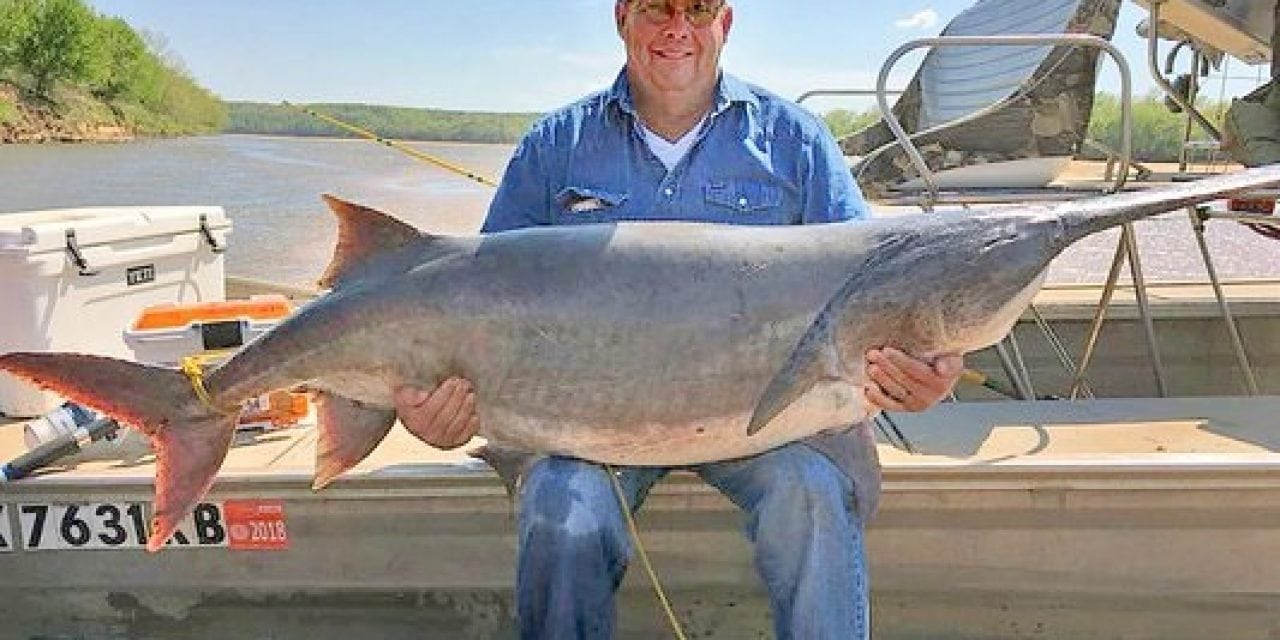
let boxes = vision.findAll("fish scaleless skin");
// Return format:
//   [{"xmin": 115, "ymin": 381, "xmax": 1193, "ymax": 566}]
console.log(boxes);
[
  {"xmin": 2, "ymin": 163, "xmax": 1278, "ymax": 551},
  {"xmin": 209, "ymin": 215, "xmax": 1035, "ymax": 464}
]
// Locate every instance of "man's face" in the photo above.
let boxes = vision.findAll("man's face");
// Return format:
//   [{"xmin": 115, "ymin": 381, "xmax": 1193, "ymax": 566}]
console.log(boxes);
[{"xmin": 616, "ymin": 0, "xmax": 733, "ymax": 96}]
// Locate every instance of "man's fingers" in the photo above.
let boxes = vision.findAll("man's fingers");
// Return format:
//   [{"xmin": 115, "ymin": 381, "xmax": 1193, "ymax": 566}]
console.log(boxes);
[
  {"xmin": 871, "ymin": 348, "xmax": 961, "ymax": 398},
  {"xmin": 866, "ymin": 363, "xmax": 908, "ymax": 402},
  {"xmin": 441, "ymin": 391, "xmax": 479, "ymax": 446},
  {"xmin": 395, "ymin": 378, "xmax": 476, "ymax": 446},
  {"xmin": 875, "ymin": 348, "xmax": 938, "ymax": 390},
  {"xmin": 432, "ymin": 378, "xmax": 469, "ymax": 423},
  {"xmin": 440, "ymin": 415, "xmax": 480, "ymax": 450},
  {"xmin": 864, "ymin": 385, "xmax": 905, "ymax": 413},
  {"xmin": 866, "ymin": 352, "xmax": 927, "ymax": 408},
  {"xmin": 865, "ymin": 348, "xmax": 965, "ymax": 412}
]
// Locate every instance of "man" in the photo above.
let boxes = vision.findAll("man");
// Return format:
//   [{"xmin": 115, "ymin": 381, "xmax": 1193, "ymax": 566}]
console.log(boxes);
[{"xmin": 396, "ymin": 1, "xmax": 964, "ymax": 638}]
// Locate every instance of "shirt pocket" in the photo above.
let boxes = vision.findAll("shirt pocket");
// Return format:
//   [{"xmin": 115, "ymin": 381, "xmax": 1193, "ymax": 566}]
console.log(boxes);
[
  {"xmin": 704, "ymin": 180, "xmax": 785, "ymax": 222},
  {"xmin": 553, "ymin": 186, "xmax": 629, "ymax": 224}
]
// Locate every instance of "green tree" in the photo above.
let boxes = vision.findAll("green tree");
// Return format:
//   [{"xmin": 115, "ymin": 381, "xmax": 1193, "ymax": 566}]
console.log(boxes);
[
  {"xmin": 822, "ymin": 108, "xmax": 880, "ymax": 139},
  {"xmin": 87, "ymin": 17, "xmax": 147, "ymax": 100},
  {"xmin": 0, "ymin": 0, "xmax": 34, "ymax": 79},
  {"xmin": 12, "ymin": 0, "xmax": 99, "ymax": 97},
  {"xmin": 1087, "ymin": 92, "xmax": 1223, "ymax": 162},
  {"xmin": 1, "ymin": 0, "xmax": 228, "ymax": 138}
]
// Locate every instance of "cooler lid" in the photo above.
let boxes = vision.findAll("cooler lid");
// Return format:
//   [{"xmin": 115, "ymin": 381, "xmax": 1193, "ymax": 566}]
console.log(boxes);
[
  {"xmin": 131, "ymin": 295, "xmax": 292, "ymax": 331},
  {"xmin": 0, "ymin": 206, "xmax": 231, "ymax": 254}
]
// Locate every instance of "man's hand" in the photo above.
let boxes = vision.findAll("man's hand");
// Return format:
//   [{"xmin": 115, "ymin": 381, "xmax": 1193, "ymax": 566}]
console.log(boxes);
[
  {"xmin": 393, "ymin": 377, "xmax": 479, "ymax": 449},
  {"xmin": 864, "ymin": 348, "xmax": 963, "ymax": 413}
]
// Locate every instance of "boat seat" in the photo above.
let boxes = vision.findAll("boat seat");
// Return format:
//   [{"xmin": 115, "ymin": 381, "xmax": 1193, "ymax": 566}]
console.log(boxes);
[{"xmin": 842, "ymin": 0, "xmax": 1124, "ymax": 198}]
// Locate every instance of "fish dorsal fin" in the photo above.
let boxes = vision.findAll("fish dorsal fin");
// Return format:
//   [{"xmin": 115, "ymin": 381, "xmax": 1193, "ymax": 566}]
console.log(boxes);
[{"xmin": 318, "ymin": 194, "xmax": 426, "ymax": 289}]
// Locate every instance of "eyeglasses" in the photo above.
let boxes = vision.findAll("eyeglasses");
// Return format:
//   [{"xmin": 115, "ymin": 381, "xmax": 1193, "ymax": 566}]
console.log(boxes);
[{"xmin": 630, "ymin": 0, "xmax": 726, "ymax": 28}]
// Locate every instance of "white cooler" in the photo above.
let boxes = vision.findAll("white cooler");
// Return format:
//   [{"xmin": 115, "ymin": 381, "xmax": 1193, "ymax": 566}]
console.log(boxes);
[{"xmin": 0, "ymin": 206, "xmax": 231, "ymax": 417}]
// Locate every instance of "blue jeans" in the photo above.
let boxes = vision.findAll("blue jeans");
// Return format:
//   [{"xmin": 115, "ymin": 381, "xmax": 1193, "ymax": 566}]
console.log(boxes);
[{"xmin": 515, "ymin": 442, "xmax": 870, "ymax": 639}]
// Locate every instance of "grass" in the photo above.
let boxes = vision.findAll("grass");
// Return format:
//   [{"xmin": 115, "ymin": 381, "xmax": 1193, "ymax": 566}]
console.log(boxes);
[{"xmin": 0, "ymin": 98, "xmax": 15, "ymax": 124}]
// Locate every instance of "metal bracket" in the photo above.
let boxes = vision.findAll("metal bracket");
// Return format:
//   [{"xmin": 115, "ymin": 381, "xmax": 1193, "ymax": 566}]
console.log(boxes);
[
  {"xmin": 64, "ymin": 230, "xmax": 98, "ymax": 276},
  {"xmin": 199, "ymin": 213, "xmax": 226, "ymax": 254}
]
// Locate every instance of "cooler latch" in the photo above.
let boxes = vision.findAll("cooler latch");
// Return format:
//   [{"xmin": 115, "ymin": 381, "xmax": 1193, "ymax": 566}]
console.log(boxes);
[
  {"xmin": 64, "ymin": 230, "xmax": 99, "ymax": 276},
  {"xmin": 199, "ymin": 213, "xmax": 226, "ymax": 254}
]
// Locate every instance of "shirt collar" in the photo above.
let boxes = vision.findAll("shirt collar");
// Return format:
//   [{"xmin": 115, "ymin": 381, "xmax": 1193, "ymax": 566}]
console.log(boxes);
[{"xmin": 607, "ymin": 69, "xmax": 759, "ymax": 119}]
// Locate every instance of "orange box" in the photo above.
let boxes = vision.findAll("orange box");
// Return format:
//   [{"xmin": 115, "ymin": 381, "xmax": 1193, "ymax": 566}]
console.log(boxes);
[
  {"xmin": 126, "ymin": 296, "xmax": 309, "ymax": 429},
  {"xmin": 126, "ymin": 295, "xmax": 291, "ymax": 364}
]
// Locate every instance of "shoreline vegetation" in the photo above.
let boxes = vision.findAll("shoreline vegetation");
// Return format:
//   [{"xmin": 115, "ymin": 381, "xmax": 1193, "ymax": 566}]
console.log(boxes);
[
  {"xmin": 0, "ymin": 0, "xmax": 224, "ymax": 142},
  {"xmin": 223, "ymin": 101, "xmax": 542, "ymax": 145},
  {"xmin": 0, "ymin": 0, "xmax": 1233, "ymax": 161}
]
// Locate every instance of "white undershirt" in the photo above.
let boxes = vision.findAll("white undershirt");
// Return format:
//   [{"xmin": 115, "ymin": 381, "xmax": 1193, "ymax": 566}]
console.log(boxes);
[{"xmin": 638, "ymin": 115, "xmax": 708, "ymax": 171}]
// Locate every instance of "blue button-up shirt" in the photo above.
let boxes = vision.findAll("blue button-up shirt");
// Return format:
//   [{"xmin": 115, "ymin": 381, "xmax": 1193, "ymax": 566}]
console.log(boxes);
[
  {"xmin": 480, "ymin": 70, "xmax": 881, "ymax": 519},
  {"xmin": 482, "ymin": 71, "xmax": 869, "ymax": 232}
]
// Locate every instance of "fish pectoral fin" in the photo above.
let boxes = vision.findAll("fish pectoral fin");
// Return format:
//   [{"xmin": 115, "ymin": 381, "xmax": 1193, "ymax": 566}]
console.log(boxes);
[
  {"xmin": 748, "ymin": 313, "xmax": 845, "ymax": 436},
  {"xmin": 312, "ymin": 392, "xmax": 396, "ymax": 490},
  {"xmin": 467, "ymin": 443, "xmax": 541, "ymax": 502}
]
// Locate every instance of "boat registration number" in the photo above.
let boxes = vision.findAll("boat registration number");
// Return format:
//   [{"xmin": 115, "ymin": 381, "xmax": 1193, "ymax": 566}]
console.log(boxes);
[
  {"xmin": 12, "ymin": 499, "xmax": 288, "ymax": 551},
  {"xmin": 0, "ymin": 504, "xmax": 12, "ymax": 552}
]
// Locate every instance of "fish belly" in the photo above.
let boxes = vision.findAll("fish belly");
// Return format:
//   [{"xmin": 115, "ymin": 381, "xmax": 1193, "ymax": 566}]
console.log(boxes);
[{"xmin": 481, "ymin": 377, "xmax": 865, "ymax": 466}]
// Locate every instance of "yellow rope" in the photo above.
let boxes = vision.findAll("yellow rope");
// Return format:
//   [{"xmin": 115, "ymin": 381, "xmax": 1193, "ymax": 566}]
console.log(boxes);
[
  {"xmin": 605, "ymin": 464, "xmax": 688, "ymax": 640},
  {"xmin": 179, "ymin": 353, "xmax": 236, "ymax": 415}
]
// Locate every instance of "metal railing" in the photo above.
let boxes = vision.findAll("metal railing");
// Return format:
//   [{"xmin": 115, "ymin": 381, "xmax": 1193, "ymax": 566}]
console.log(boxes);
[
  {"xmin": 802, "ymin": 32, "xmax": 1272, "ymax": 401},
  {"xmin": 873, "ymin": 34, "xmax": 1135, "ymax": 208}
]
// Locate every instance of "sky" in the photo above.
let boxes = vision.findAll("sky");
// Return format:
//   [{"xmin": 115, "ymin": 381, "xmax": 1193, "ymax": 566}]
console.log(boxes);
[{"xmin": 85, "ymin": 0, "xmax": 1273, "ymax": 114}]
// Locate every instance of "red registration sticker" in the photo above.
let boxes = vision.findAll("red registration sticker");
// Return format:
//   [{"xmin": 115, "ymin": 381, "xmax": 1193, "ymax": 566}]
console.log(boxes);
[{"xmin": 224, "ymin": 499, "xmax": 289, "ymax": 550}]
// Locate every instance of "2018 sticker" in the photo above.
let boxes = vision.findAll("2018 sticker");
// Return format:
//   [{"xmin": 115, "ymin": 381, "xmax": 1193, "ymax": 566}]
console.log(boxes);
[{"xmin": 225, "ymin": 499, "xmax": 289, "ymax": 550}]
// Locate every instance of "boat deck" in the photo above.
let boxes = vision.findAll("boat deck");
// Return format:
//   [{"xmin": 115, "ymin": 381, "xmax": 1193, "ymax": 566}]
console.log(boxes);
[
  {"xmin": 6, "ymin": 393, "xmax": 1280, "ymax": 485},
  {"xmin": 4, "ymin": 395, "xmax": 1280, "ymax": 639}
]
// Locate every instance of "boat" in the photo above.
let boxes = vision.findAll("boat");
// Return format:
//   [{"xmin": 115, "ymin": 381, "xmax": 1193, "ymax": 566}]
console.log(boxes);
[
  {"xmin": 2, "ymin": 1, "xmax": 1278, "ymax": 638},
  {"xmin": 2, "ymin": 222, "xmax": 1277, "ymax": 640}
]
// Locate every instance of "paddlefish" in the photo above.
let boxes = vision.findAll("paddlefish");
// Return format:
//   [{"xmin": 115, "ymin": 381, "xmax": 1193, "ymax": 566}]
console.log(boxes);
[{"xmin": 2, "ymin": 165, "xmax": 1278, "ymax": 551}]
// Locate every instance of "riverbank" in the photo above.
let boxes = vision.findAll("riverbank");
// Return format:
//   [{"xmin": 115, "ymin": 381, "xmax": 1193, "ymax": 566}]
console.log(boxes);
[{"xmin": 0, "ymin": 84, "xmax": 133, "ymax": 144}]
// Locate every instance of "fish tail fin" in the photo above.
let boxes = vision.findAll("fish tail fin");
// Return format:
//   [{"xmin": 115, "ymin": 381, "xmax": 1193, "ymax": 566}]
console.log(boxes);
[{"xmin": 0, "ymin": 352, "xmax": 238, "ymax": 553}]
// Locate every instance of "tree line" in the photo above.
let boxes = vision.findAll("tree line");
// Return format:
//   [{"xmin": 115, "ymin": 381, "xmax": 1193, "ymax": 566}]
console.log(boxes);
[
  {"xmin": 0, "ymin": 0, "xmax": 225, "ymax": 135},
  {"xmin": 231, "ymin": 92, "xmax": 1229, "ymax": 161},
  {"xmin": 820, "ymin": 92, "xmax": 1229, "ymax": 163},
  {"xmin": 225, "ymin": 102, "xmax": 543, "ymax": 144}
]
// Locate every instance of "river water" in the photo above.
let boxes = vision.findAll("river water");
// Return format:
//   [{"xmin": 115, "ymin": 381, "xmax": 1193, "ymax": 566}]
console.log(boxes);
[
  {"xmin": 0, "ymin": 135, "xmax": 509, "ymax": 287},
  {"xmin": 1, "ymin": 134, "xmax": 1276, "ymax": 287}
]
